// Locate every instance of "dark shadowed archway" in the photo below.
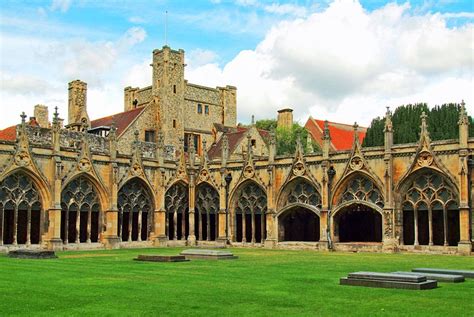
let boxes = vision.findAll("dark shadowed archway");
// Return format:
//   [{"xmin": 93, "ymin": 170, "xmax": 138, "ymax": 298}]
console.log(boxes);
[
  {"xmin": 278, "ymin": 206, "xmax": 319, "ymax": 241},
  {"xmin": 335, "ymin": 203, "xmax": 382, "ymax": 242},
  {"xmin": 165, "ymin": 182, "xmax": 189, "ymax": 241},
  {"xmin": 118, "ymin": 178, "xmax": 154, "ymax": 242},
  {"xmin": 195, "ymin": 183, "xmax": 219, "ymax": 241}
]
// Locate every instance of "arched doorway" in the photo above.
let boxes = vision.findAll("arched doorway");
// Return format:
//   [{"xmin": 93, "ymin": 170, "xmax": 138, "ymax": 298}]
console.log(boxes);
[
  {"xmin": 0, "ymin": 172, "xmax": 42, "ymax": 245},
  {"xmin": 279, "ymin": 206, "xmax": 320, "ymax": 241},
  {"xmin": 61, "ymin": 176, "xmax": 101, "ymax": 244},
  {"xmin": 334, "ymin": 175, "xmax": 384, "ymax": 243},
  {"xmin": 118, "ymin": 178, "xmax": 154, "ymax": 242},
  {"xmin": 165, "ymin": 182, "xmax": 189, "ymax": 241},
  {"xmin": 401, "ymin": 171, "xmax": 459, "ymax": 246},
  {"xmin": 277, "ymin": 178, "xmax": 321, "ymax": 242},
  {"xmin": 233, "ymin": 181, "xmax": 267, "ymax": 243},
  {"xmin": 334, "ymin": 204, "xmax": 382, "ymax": 242},
  {"xmin": 195, "ymin": 183, "xmax": 219, "ymax": 241}
]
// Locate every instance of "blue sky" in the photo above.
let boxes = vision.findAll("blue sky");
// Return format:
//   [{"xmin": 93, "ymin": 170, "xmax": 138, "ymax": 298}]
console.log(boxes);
[{"xmin": 0, "ymin": 0, "xmax": 473, "ymax": 128}]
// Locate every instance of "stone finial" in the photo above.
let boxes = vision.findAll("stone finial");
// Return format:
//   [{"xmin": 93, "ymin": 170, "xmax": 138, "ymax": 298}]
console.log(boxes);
[
  {"xmin": 353, "ymin": 122, "xmax": 359, "ymax": 144},
  {"xmin": 246, "ymin": 131, "xmax": 252, "ymax": 156},
  {"xmin": 420, "ymin": 111, "xmax": 428, "ymax": 135},
  {"xmin": 157, "ymin": 131, "xmax": 164, "ymax": 149},
  {"xmin": 306, "ymin": 134, "xmax": 313, "ymax": 153},
  {"xmin": 20, "ymin": 112, "xmax": 27, "ymax": 125},
  {"xmin": 384, "ymin": 106, "xmax": 393, "ymax": 133},
  {"xmin": 296, "ymin": 133, "xmax": 303, "ymax": 154},
  {"xmin": 53, "ymin": 107, "xmax": 59, "ymax": 124},
  {"xmin": 221, "ymin": 134, "xmax": 229, "ymax": 165},
  {"xmin": 202, "ymin": 139, "xmax": 208, "ymax": 162},
  {"xmin": 323, "ymin": 120, "xmax": 331, "ymax": 140},
  {"xmin": 251, "ymin": 115, "xmax": 255, "ymax": 125},
  {"xmin": 134, "ymin": 130, "xmax": 140, "ymax": 142},
  {"xmin": 188, "ymin": 134, "xmax": 196, "ymax": 168},
  {"xmin": 458, "ymin": 100, "xmax": 469, "ymax": 126}
]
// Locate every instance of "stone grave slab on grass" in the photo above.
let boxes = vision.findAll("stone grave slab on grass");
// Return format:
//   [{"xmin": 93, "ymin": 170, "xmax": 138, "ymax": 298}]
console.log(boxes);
[
  {"xmin": 392, "ymin": 271, "xmax": 465, "ymax": 283},
  {"xmin": 412, "ymin": 268, "xmax": 474, "ymax": 279},
  {"xmin": 8, "ymin": 250, "xmax": 57, "ymax": 259},
  {"xmin": 134, "ymin": 255, "xmax": 189, "ymax": 262},
  {"xmin": 340, "ymin": 272, "xmax": 437, "ymax": 290},
  {"xmin": 180, "ymin": 249, "xmax": 238, "ymax": 260}
]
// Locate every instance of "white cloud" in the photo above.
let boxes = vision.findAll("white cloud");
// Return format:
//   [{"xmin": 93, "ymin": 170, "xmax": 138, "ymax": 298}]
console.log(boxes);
[
  {"xmin": 187, "ymin": 49, "xmax": 218, "ymax": 68},
  {"xmin": 264, "ymin": 4, "xmax": 308, "ymax": 17},
  {"xmin": 187, "ymin": 0, "xmax": 474, "ymax": 125},
  {"xmin": 50, "ymin": 0, "xmax": 72, "ymax": 13}
]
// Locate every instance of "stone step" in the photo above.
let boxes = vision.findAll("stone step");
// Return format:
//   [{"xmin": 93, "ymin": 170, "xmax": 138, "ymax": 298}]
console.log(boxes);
[
  {"xmin": 412, "ymin": 268, "xmax": 474, "ymax": 278},
  {"xmin": 8, "ymin": 250, "xmax": 57, "ymax": 259},
  {"xmin": 340, "ymin": 277, "xmax": 437, "ymax": 290},
  {"xmin": 180, "ymin": 249, "xmax": 238, "ymax": 260},
  {"xmin": 347, "ymin": 272, "xmax": 427, "ymax": 283},
  {"xmin": 393, "ymin": 271, "xmax": 465, "ymax": 283},
  {"xmin": 134, "ymin": 255, "xmax": 189, "ymax": 262}
]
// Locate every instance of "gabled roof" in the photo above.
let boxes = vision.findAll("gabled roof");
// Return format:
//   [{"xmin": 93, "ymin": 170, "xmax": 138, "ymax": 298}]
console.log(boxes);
[
  {"xmin": 90, "ymin": 106, "xmax": 145, "ymax": 137},
  {"xmin": 208, "ymin": 126, "xmax": 269, "ymax": 160},
  {"xmin": 305, "ymin": 117, "xmax": 366, "ymax": 151}
]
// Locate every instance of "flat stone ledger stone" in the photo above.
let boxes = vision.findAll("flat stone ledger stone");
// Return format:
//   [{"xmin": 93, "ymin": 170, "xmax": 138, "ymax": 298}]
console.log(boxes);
[
  {"xmin": 412, "ymin": 268, "xmax": 474, "ymax": 279},
  {"xmin": 180, "ymin": 249, "xmax": 238, "ymax": 260},
  {"xmin": 393, "ymin": 271, "xmax": 465, "ymax": 283},
  {"xmin": 134, "ymin": 255, "xmax": 189, "ymax": 262},
  {"xmin": 8, "ymin": 250, "xmax": 57, "ymax": 259},
  {"xmin": 340, "ymin": 271, "xmax": 437, "ymax": 290}
]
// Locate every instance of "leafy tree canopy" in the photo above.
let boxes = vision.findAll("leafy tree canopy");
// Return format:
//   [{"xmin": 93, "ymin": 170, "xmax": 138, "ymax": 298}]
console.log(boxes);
[{"xmin": 363, "ymin": 103, "xmax": 473, "ymax": 147}]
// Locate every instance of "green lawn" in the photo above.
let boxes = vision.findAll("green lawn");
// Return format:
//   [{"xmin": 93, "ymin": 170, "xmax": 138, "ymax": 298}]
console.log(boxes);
[{"xmin": 0, "ymin": 248, "xmax": 473, "ymax": 316}]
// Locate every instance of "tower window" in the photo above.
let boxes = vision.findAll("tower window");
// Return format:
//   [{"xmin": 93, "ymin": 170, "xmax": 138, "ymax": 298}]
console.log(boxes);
[
  {"xmin": 197, "ymin": 104, "xmax": 202, "ymax": 114},
  {"xmin": 145, "ymin": 130, "xmax": 156, "ymax": 143},
  {"xmin": 205, "ymin": 105, "xmax": 209, "ymax": 115},
  {"xmin": 173, "ymin": 120, "xmax": 176, "ymax": 128},
  {"xmin": 173, "ymin": 85, "xmax": 176, "ymax": 94}
]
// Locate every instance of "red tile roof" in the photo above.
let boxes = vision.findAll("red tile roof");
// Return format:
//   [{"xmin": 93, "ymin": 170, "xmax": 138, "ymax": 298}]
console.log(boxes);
[
  {"xmin": 305, "ymin": 117, "xmax": 366, "ymax": 151},
  {"xmin": 90, "ymin": 107, "xmax": 145, "ymax": 137},
  {"xmin": 0, "ymin": 118, "xmax": 40, "ymax": 141},
  {"xmin": 0, "ymin": 125, "xmax": 17, "ymax": 141}
]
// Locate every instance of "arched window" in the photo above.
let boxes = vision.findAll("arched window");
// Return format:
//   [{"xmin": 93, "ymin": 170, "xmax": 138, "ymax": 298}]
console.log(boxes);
[
  {"xmin": 401, "ymin": 171, "xmax": 459, "ymax": 246},
  {"xmin": 165, "ymin": 182, "xmax": 189, "ymax": 241},
  {"xmin": 118, "ymin": 179, "xmax": 154, "ymax": 242},
  {"xmin": 195, "ymin": 183, "xmax": 219, "ymax": 241},
  {"xmin": 61, "ymin": 176, "xmax": 101, "ymax": 244},
  {"xmin": 0, "ymin": 172, "xmax": 42, "ymax": 245},
  {"xmin": 234, "ymin": 182, "xmax": 267, "ymax": 243},
  {"xmin": 338, "ymin": 176, "xmax": 384, "ymax": 208}
]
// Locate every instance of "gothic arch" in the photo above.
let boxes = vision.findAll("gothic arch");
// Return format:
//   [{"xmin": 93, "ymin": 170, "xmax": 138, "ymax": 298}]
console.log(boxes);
[
  {"xmin": 332, "ymin": 173, "xmax": 384, "ymax": 243},
  {"xmin": 399, "ymin": 168, "xmax": 460, "ymax": 246},
  {"xmin": 117, "ymin": 177, "xmax": 154, "ymax": 242},
  {"xmin": 276, "ymin": 176, "xmax": 322, "ymax": 212},
  {"xmin": 0, "ymin": 167, "xmax": 51, "ymax": 209},
  {"xmin": 0, "ymin": 171, "xmax": 43, "ymax": 245},
  {"xmin": 230, "ymin": 179, "xmax": 267, "ymax": 243},
  {"xmin": 165, "ymin": 180, "xmax": 189, "ymax": 241},
  {"xmin": 62, "ymin": 172, "xmax": 109, "ymax": 212},
  {"xmin": 332, "ymin": 172, "xmax": 385, "ymax": 214},
  {"xmin": 60, "ymin": 175, "xmax": 102, "ymax": 244},
  {"xmin": 195, "ymin": 182, "xmax": 219, "ymax": 241}
]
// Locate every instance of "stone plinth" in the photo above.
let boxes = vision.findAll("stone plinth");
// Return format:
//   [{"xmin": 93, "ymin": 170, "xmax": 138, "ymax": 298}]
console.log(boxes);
[
  {"xmin": 393, "ymin": 271, "xmax": 465, "ymax": 283},
  {"xmin": 412, "ymin": 268, "xmax": 474, "ymax": 278},
  {"xmin": 134, "ymin": 255, "xmax": 189, "ymax": 262},
  {"xmin": 340, "ymin": 272, "xmax": 437, "ymax": 290},
  {"xmin": 8, "ymin": 250, "xmax": 57, "ymax": 259},
  {"xmin": 180, "ymin": 249, "xmax": 238, "ymax": 260}
]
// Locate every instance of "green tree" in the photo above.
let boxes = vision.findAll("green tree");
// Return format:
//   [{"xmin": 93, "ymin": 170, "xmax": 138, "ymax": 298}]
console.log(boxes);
[{"xmin": 363, "ymin": 103, "xmax": 473, "ymax": 146}]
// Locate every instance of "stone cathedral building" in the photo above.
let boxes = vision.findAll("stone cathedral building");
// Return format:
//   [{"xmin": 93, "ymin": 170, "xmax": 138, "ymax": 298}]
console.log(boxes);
[{"xmin": 0, "ymin": 46, "xmax": 472, "ymax": 255}]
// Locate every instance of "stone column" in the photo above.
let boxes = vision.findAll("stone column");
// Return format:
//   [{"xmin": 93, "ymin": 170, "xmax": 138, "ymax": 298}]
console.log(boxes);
[
  {"xmin": 319, "ymin": 162, "xmax": 329, "ymax": 250},
  {"xmin": 251, "ymin": 211, "xmax": 256, "ymax": 244},
  {"xmin": 138, "ymin": 210, "xmax": 142, "ymax": 242},
  {"xmin": 102, "ymin": 159, "xmax": 120, "ymax": 249},
  {"xmin": 26, "ymin": 206, "xmax": 31, "ymax": 245},
  {"xmin": 87, "ymin": 209, "xmax": 92, "ymax": 243},
  {"xmin": 443, "ymin": 207, "xmax": 448, "ymax": 246},
  {"xmin": 187, "ymin": 173, "xmax": 196, "ymax": 245},
  {"xmin": 217, "ymin": 168, "xmax": 227, "ymax": 245},
  {"xmin": 414, "ymin": 208, "xmax": 419, "ymax": 246},
  {"xmin": 264, "ymin": 165, "xmax": 276, "ymax": 248},
  {"xmin": 428, "ymin": 207, "xmax": 433, "ymax": 246},
  {"xmin": 0, "ymin": 205, "xmax": 3, "ymax": 245},
  {"xmin": 242, "ymin": 213, "xmax": 246, "ymax": 243}
]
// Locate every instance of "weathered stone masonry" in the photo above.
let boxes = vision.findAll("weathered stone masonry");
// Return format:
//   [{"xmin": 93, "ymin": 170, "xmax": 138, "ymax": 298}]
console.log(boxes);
[{"xmin": 0, "ymin": 106, "xmax": 472, "ymax": 255}]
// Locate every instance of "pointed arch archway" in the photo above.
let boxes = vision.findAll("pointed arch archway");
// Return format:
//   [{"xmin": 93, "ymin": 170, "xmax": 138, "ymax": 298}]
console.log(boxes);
[
  {"xmin": 230, "ymin": 180, "xmax": 267, "ymax": 243},
  {"xmin": 276, "ymin": 177, "xmax": 322, "ymax": 242},
  {"xmin": 399, "ymin": 168, "xmax": 460, "ymax": 246},
  {"xmin": 165, "ymin": 181, "xmax": 189, "ymax": 241},
  {"xmin": 332, "ymin": 174, "xmax": 384, "ymax": 243},
  {"xmin": 0, "ymin": 171, "xmax": 43, "ymax": 245},
  {"xmin": 60, "ymin": 174, "xmax": 103, "ymax": 244},
  {"xmin": 117, "ymin": 177, "xmax": 154, "ymax": 242},
  {"xmin": 195, "ymin": 182, "xmax": 219, "ymax": 241}
]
